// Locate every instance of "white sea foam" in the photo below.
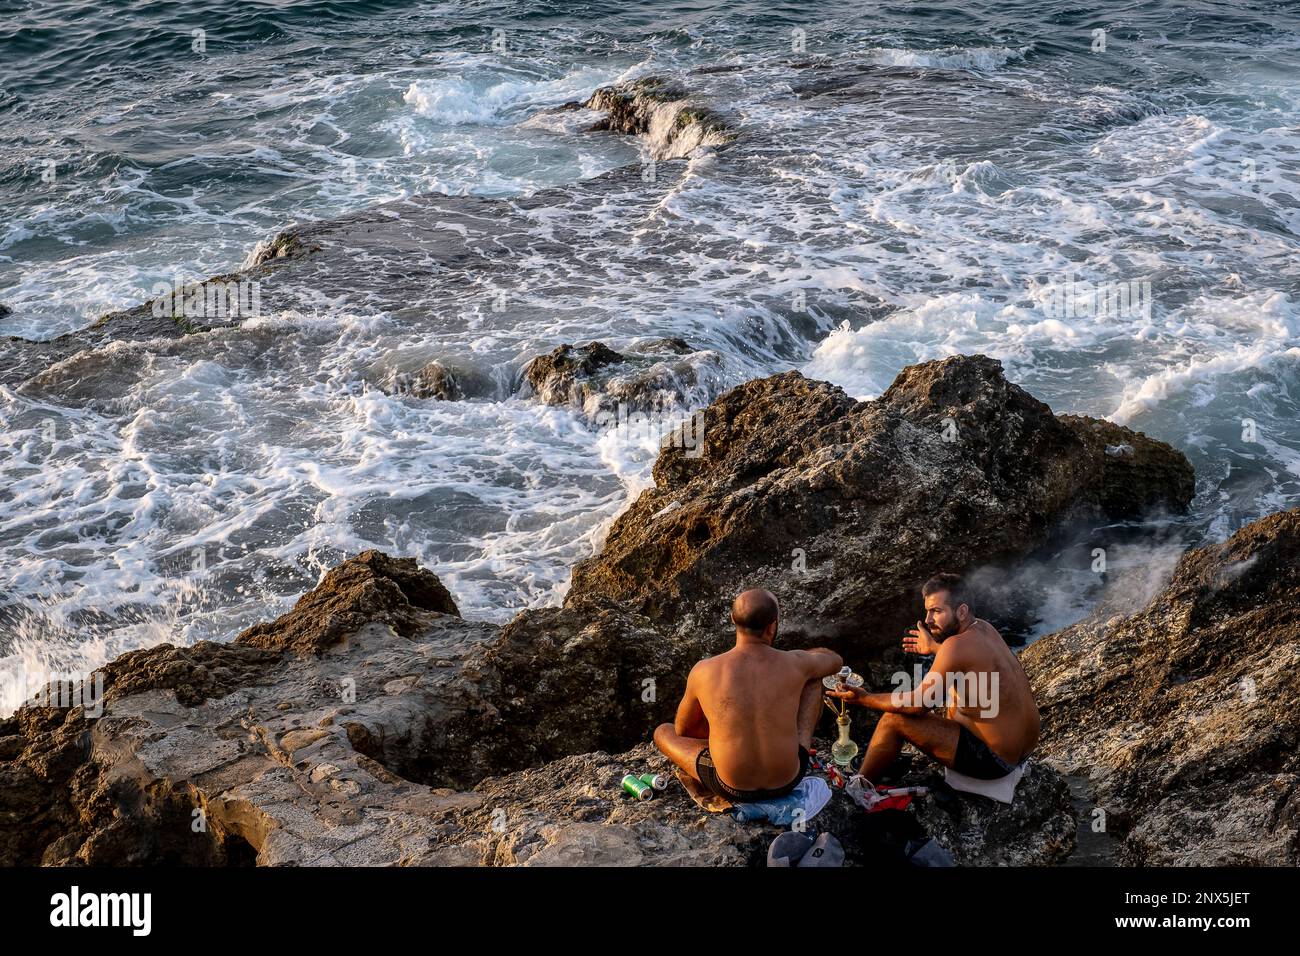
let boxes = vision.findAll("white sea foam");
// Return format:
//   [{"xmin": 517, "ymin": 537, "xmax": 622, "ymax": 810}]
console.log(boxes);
[
  {"xmin": 802, "ymin": 293, "xmax": 1036, "ymax": 399},
  {"xmin": 1107, "ymin": 292, "xmax": 1300, "ymax": 426},
  {"xmin": 862, "ymin": 45, "xmax": 1026, "ymax": 71},
  {"xmin": 402, "ymin": 70, "xmax": 609, "ymax": 125}
]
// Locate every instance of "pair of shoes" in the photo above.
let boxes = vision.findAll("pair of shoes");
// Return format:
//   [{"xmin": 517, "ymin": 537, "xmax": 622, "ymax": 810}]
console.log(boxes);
[{"xmin": 766, "ymin": 831, "xmax": 844, "ymax": 867}]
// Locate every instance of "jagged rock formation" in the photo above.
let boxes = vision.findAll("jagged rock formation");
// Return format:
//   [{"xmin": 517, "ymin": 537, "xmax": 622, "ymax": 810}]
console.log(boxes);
[
  {"xmin": 581, "ymin": 78, "xmax": 734, "ymax": 160},
  {"xmin": 1023, "ymin": 508, "xmax": 1300, "ymax": 865},
  {"xmin": 0, "ymin": 551, "xmax": 487, "ymax": 865},
  {"xmin": 569, "ymin": 354, "xmax": 1194, "ymax": 668},
  {"xmin": 0, "ymin": 550, "xmax": 696, "ymax": 864},
  {"xmin": 0, "ymin": 609, "xmax": 1074, "ymax": 870},
  {"xmin": 237, "ymin": 550, "xmax": 460, "ymax": 656},
  {"xmin": 0, "ymin": 552, "xmax": 1072, "ymax": 867},
  {"xmin": 520, "ymin": 338, "xmax": 723, "ymax": 418}
]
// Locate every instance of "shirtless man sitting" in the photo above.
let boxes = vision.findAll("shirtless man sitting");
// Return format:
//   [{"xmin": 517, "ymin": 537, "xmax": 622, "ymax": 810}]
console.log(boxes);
[
  {"xmin": 653, "ymin": 589, "xmax": 843, "ymax": 803},
  {"xmin": 828, "ymin": 573, "xmax": 1040, "ymax": 782}
]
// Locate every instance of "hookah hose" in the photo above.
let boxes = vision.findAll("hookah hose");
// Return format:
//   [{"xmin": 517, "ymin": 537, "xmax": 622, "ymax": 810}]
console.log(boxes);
[{"xmin": 879, "ymin": 786, "xmax": 930, "ymax": 797}]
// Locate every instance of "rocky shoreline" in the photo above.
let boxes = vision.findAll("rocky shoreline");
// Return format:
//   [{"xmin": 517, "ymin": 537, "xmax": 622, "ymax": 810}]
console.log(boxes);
[
  {"xmin": 2, "ymin": 354, "xmax": 1293, "ymax": 866},
  {"xmin": 1023, "ymin": 508, "xmax": 1300, "ymax": 865}
]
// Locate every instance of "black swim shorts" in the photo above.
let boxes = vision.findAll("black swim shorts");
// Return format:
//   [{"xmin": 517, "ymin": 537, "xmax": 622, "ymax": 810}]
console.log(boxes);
[
  {"xmin": 952, "ymin": 726, "xmax": 1018, "ymax": 780},
  {"xmin": 696, "ymin": 746, "xmax": 811, "ymax": 802}
]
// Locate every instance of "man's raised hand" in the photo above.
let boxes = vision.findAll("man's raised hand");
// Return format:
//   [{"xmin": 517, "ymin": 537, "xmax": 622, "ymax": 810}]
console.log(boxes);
[{"xmin": 903, "ymin": 620, "xmax": 938, "ymax": 656}]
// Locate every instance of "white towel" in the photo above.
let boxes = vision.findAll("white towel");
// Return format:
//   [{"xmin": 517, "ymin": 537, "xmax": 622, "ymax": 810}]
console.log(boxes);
[{"xmin": 943, "ymin": 761, "xmax": 1027, "ymax": 804}]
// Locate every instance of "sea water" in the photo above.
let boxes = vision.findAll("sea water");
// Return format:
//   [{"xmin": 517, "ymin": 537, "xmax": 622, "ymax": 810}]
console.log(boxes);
[{"xmin": 1, "ymin": 0, "xmax": 1298, "ymax": 713}]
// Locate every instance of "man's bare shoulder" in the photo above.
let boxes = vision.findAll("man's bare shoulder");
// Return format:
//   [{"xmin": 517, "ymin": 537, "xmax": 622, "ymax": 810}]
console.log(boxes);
[
  {"xmin": 779, "ymin": 646, "xmax": 844, "ymax": 680},
  {"xmin": 973, "ymin": 619, "xmax": 1015, "ymax": 658},
  {"xmin": 689, "ymin": 651, "xmax": 727, "ymax": 679},
  {"xmin": 937, "ymin": 626, "xmax": 995, "ymax": 667},
  {"xmin": 779, "ymin": 646, "xmax": 823, "ymax": 669}
]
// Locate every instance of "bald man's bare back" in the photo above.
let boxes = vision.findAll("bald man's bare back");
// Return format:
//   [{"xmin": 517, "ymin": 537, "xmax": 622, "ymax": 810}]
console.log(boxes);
[{"xmin": 656, "ymin": 643, "xmax": 842, "ymax": 795}]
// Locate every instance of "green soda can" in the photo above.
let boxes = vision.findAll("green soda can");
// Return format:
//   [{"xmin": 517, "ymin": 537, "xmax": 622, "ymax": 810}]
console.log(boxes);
[
  {"xmin": 622, "ymin": 773, "xmax": 654, "ymax": 800},
  {"xmin": 639, "ymin": 772, "xmax": 667, "ymax": 791}
]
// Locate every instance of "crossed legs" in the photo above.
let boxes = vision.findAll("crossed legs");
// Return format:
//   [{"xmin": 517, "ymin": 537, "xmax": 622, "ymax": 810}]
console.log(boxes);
[
  {"xmin": 653, "ymin": 723, "xmax": 710, "ymax": 782},
  {"xmin": 653, "ymin": 678, "xmax": 826, "ymax": 783}
]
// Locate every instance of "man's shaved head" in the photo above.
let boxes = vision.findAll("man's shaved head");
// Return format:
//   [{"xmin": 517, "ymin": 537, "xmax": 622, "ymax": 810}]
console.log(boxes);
[{"xmin": 732, "ymin": 588, "xmax": 779, "ymax": 640}]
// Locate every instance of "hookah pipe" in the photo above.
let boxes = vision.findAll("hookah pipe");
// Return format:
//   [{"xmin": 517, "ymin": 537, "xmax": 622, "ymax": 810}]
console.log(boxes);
[
  {"xmin": 817, "ymin": 666, "xmax": 935, "ymax": 801},
  {"xmin": 821, "ymin": 666, "xmax": 863, "ymax": 776},
  {"xmin": 818, "ymin": 697, "xmax": 852, "ymax": 789}
]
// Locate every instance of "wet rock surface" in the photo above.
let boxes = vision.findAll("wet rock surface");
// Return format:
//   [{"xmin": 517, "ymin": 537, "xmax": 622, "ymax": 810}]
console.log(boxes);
[
  {"xmin": 0, "ymin": 249, "xmax": 303, "ymax": 389},
  {"xmin": 580, "ymin": 77, "xmax": 734, "ymax": 160},
  {"xmin": 521, "ymin": 338, "xmax": 723, "ymax": 418},
  {"xmin": 386, "ymin": 359, "xmax": 500, "ymax": 401},
  {"xmin": 1023, "ymin": 508, "xmax": 1300, "ymax": 865}
]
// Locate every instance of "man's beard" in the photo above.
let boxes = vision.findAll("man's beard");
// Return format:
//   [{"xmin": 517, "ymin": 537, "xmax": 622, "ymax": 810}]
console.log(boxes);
[{"xmin": 932, "ymin": 619, "xmax": 961, "ymax": 640}]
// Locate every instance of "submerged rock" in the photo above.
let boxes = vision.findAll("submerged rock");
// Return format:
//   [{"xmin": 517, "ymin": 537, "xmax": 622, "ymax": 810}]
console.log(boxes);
[
  {"xmin": 569, "ymin": 354, "xmax": 1194, "ymax": 668},
  {"xmin": 390, "ymin": 359, "xmax": 498, "ymax": 401},
  {"xmin": 1022, "ymin": 508, "xmax": 1300, "ymax": 865},
  {"xmin": 242, "ymin": 229, "xmax": 319, "ymax": 269},
  {"xmin": 582, "ymin": 77, "xmax": 734, "ymax": 160},
  {"xmin": 520, "ymin": 338, "xmax": 723, "ymax": 419},
  {"xmin": 16, "ymin": 340, "xmax": 176, "ymax": 410},
  {"xmin": 0, "ymin": 227, "xmax": 311, "ymax": 390},
  {"xmin": 0, "ymin": 157, "xmax": 700, "ymax": 391},
  {"xmin": 366, "ymin": 346, "xmax": 504, "ymax": 402},
  {"xmin": 523, "ymin": 341, "xmax": 625, "ymax": 399}
]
